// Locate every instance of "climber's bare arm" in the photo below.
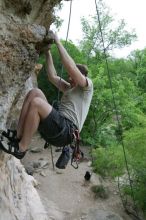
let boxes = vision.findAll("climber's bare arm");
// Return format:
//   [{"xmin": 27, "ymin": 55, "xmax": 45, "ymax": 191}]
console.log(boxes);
[
  {"xmin": 53, "ymin": 33, "xmax": 87, "ymax": 88},
  {"xmin": 45, "ymin": 50, "xmax": 70, "ymax": 92}
]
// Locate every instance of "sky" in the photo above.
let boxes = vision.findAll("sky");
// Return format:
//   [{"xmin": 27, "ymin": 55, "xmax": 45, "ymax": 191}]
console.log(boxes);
[{"xmin": 51, "ymin": 0, "xmax": 146, "ymax": 58}]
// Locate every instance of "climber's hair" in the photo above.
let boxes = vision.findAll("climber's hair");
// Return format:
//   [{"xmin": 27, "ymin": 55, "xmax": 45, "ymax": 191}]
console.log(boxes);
[{"xmin": 76, "ymin": 64, "xmax": 88, "ymax": 76}]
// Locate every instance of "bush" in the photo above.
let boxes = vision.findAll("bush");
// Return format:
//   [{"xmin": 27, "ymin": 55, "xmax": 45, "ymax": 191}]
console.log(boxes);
[
  {"xmin": 92, "ymin": 125, "xmax": 146, "ymax": 214},
  {"xmin": 92, "ymin": 145, "xmax": 125, "ymax": 177}
]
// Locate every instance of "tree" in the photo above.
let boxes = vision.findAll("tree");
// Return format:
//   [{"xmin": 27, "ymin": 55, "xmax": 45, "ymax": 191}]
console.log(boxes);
[
  {"xmin": 79, "ymin": 0, "xmax": 138, "ymax": 145},
  {"xmin": 79, "ymin": 0, "xmax": 137, "ymax": 62},
  {"xmin": 128, "ymin": 49, "xmax": 146, "ymax": 92}
]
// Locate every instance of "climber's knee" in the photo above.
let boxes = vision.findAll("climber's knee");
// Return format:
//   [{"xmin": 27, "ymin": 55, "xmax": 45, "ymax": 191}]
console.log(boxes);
[
  {"xmin": 28, "ymin": 88, "xmax": 42, "ymax": 97},
  {"xmin": 29, "ymin": 97, "xmax": 42, "ymax": 109},
  {"xmin": 26, "ymin": 88, "xmax": 47, "ymax": 101},
  {"xmin": 30, "ymin": 97, "xmax": 52, "ymax": 119}
]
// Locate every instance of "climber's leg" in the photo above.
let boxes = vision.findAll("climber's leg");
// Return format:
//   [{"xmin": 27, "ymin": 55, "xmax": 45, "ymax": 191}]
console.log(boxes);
[
  {"xmin": 1, "ymin": 89, "xmax": 48, "ymax": 143},
  {"xmin": 0, "ymin": 97, "xmax": 52, "ymax": 159},
  {"xmin": 19, "ymin": 97, "xmax": 52, "ymax": 152},
  {"xmin": 17, "ymin": 88, "xmax": 48, "ymax": 139}
]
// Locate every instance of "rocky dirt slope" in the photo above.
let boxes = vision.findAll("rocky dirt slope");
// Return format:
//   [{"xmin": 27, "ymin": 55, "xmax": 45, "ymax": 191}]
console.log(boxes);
[{"xmin": 22, "ymin": 134, "xmax": 134, "ymax": 220}]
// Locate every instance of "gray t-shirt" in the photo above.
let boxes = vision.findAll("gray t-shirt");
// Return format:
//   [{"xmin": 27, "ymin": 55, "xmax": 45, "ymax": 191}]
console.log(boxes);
[{"xmin": 59, "ymin": 78, "xmax": 93, "ymax": 132}]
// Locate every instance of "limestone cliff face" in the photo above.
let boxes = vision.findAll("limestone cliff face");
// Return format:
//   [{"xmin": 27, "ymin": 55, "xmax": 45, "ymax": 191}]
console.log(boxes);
[
  {"xmin": 0, "ymin": 0, "xmax": 62, "ymax": 129},
  {"xmin": 0, "ymin": 0, "xmax": 62, "ymax": 219}
]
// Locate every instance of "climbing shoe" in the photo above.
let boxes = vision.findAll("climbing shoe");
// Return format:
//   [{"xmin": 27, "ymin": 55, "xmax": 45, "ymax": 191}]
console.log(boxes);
[
  {"xmin": 2, "ymin": 129, "xmax": 18, "ymax": 142},
  {"xmin": 0, "ymin": 139, "xmax": 26, "ymax": 159},
  {"xmin": 56, "ymin": 146, "xmax": 70, "ymax": 169}
]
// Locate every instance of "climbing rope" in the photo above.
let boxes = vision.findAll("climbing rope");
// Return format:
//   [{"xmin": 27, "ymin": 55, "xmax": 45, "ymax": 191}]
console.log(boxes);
[
  {"xmin": 57, "ymin": 0, "xmax": 73, "ymax": 103},
  {"xmin": 94, "ymin": 0, "xmax": 143, "ymax": 219}
]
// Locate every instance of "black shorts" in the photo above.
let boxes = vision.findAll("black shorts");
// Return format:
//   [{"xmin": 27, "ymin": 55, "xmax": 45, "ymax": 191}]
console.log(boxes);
[{"xmin": 38, "ymin": 108, "xmax": 77, "ymax": 147}]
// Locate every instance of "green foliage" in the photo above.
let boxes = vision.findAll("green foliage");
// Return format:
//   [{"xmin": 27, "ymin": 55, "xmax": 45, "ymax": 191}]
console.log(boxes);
[
  {"xmin": 92, "ymin": 124, "xmax": 146, "ymax": 212},
  {"xmin": 79, "ymin": 0, "xmax": 137, "ymax": 61},
  {"xmin": 122, "ymin": 127, "xmax": 146, "ymax": 212},
  {"xmin": 81, "ymin": 57, "xmax": 143, "ymax": 145},
  {"xmin": 80, "ymin": 12, "xmax": 146, "ymax": 210},
  {"xmin": 91, "ymin": 185, "xmax": 109, "ymax": 199},
  {"xmin": 128, "ymin": 49, "xmax": 146, "ymax": 92},
  {"xmin": 52, "ymin": 2, "xmax": 64, "ymax": 30},
  {"xmin": 92, "ymin": 145, "xmax": 125, "ymax": 177}
]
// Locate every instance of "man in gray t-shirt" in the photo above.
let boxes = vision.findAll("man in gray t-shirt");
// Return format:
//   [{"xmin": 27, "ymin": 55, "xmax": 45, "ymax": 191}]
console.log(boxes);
[
  {"xmin": 0, "ymin": 32, "xmax": 93, "ymax": 160},
  {"xmin": 59, "ymin": 77, "xmax": 93, "ymax": 132}
]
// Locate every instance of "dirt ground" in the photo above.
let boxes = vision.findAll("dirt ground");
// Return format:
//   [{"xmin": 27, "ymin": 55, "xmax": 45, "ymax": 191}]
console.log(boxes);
[{"xmin": 22, "ymin": 134, "xmax": 135, "ymax": 220}]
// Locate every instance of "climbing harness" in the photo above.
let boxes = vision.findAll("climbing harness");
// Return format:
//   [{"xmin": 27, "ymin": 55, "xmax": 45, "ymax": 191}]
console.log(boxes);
[
  {"xmin": 44, "ymin": 129, "xmax": 84, "ymax": 170},
  {"xmin": 95, "ymin": 0, "xmax": 143, "ymax": 219}
]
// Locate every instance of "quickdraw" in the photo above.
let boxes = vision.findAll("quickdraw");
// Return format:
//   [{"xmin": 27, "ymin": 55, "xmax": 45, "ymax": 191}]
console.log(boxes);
[{"xmin": 71, "ymin": 129, "xmax": 84, "ymax": 169}]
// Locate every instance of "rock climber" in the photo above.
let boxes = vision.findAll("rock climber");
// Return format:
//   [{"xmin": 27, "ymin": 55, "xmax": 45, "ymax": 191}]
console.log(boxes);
[{"xmin": 0, "ymin": 31, "xmax": 93, "ymax": 159}]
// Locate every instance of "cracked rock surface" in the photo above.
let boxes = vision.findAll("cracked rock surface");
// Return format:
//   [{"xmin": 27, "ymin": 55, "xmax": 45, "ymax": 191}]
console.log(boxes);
[{"xmin": 0, "ymin": 0, "xmax": 62, "ymax": 219}]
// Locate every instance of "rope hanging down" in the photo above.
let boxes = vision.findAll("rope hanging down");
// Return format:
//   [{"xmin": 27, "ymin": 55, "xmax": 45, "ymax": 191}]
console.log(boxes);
[
  {"xmin": 57, "ymin": 0, "xmax": 73, "ymax": 103},
  {"xmin": 94, "ymin": 0, "xmax": 143, "ymax": 219}
]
